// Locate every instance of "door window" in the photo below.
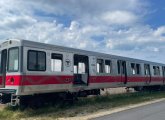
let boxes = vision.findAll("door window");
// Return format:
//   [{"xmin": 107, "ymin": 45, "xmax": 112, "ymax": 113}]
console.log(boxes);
[
  {"xmin": 8, "ymin": 48, "xmax": 19, "ymax": 72},
  {"xmin": 144, "ymin": 64, "xmax": 150, "ymax": 75},
  {"xmin": 78, "ymin": 62, "xmax": 85, "ymax": 74}
]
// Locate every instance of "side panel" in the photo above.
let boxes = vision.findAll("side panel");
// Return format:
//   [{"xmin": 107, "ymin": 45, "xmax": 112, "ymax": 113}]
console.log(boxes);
[
  {"xmin": 117, "ymin": 60, "xmax": 127, "ymax": 84},
  {"xmin": 150, "ymin": 65, "xmax": 163, "ymax": 85},
  {"xmin": 20, "ymin": 46, "xmax": 73, "ymax": 95}
]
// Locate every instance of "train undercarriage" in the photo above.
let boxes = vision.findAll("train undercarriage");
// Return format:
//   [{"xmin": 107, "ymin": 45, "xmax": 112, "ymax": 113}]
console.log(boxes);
[
  {"xmin": 0, "ymin": 89, "xmax": 100, "ymax": 108},
  {"xmin": 0, "ymin": 85, "xmax": 165, "ymax": 108}
]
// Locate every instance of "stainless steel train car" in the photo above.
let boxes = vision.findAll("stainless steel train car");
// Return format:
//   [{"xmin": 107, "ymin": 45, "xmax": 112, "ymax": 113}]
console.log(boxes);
[{"xmin": 0, "ymin": 39, "xmax": 165, "ymax": 106}]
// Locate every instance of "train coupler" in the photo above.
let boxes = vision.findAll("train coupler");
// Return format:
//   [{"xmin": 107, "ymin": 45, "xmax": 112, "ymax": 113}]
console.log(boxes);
[{"xmin": 10, "ymin": 94, "xmax": 20, "ymax": 106}]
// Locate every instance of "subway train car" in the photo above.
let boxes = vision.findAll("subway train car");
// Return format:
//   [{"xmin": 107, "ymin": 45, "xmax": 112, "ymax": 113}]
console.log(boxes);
[{"xmin": 0, "ymin": 39, "xmax": 165, "ymax": 106}]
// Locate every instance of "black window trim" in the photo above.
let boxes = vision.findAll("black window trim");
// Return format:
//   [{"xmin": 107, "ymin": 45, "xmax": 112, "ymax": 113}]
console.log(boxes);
[
  {"xmin": 8, "ymin": 47, "xmax": 19, "ymax": 72},
  {"xmin": 27, "ymin": 50, "xmax": 46, "ymax": 71}
]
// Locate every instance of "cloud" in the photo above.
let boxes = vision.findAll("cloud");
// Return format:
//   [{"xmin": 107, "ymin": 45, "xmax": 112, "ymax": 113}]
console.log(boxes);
[
  {"xmin": 0, "ymin": 0, "xmax": 165, "ymax": 63},
  {"xmin": 101, "ymin": 11, "xmax": 137, "ymax": 25},
  {"xmin": 0, "ymin": 16, "xmax": 37, "ymax": 29},
  {"xmin": 154, "ymin": 26, "xmax": 165, "ymax": 36}
]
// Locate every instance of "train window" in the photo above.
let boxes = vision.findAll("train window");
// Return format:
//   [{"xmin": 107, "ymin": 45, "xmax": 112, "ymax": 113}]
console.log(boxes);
[
  {"xmin": 117, "ymin": 60, "xmax": 120, "ymax": 74},
  {"xmin": 74, "ymin": 65, "xmax": 77, "ymax": 73},
  {"xmin": 157, "ymin": 66, "xmax": 160, "ymax": 75},
  {"xmin": 28, "ymin": 51, "xmax": 37, "ymax": 70},
  {"xmin": 8, "ymin": 47, "xmax": 19, "ymax": 72},
  {"xmin": 136, "ymin": 64, "xmax": 140, "ymax": 74},
  {"xmin": 131, "ymin": 63, "xmax": 141, "ymax": 75},
  {"xmin": 153, "ymin": 66, "xmax": 156, "ymax": 75},
  {"xmin": 105, "ymin": 60, "xmax": 111, "ymax": 73},
  {"xmin": 78, "ymin": 62, "xmax": 85, "ymax": 73},
  {"xmin": 28, "ymin": 50, "xmax": 46, "ymax": 71},
  {"xmin": 144, "ymin": 64, "xmax": 150, "ymax": 75},
  {"xmin": 51, "ymin": 53, "xmax": 63, "ymax": 72},
  {"xmin": 97, "ymin": 59, "xmax": 104, "ymax": 73},
  {"xmin": 122, "ymin": 61, "xmax": 126, "ymax": 74},
  {"xmin": 131, "ymin": 63, "xmax": 135, "ymax": 74},
  {"xmin": 162, "ymin": 66, "xmax": 165, "ymax": 76},
  {"xmin": 38, "ymin": 52, "xmax": 46, "ymax": 71},
  {"xmin": 153, "ymin": 66, "xmax": 160, "ymax": 75}
]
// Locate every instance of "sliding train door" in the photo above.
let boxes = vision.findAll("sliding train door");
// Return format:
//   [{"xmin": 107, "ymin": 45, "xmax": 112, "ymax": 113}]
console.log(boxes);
[
  {"xmin": 73, "ymin": 54, "xmax": 89, "ymax": 85},
  {"xmin": 117, "ymin": 60, "xmax": 127, "ymax": 84},
  {"xmin": 144, "ymin": 64, "xmax": 151, "ymax": 84},
  {"xmin": 0, "ymin": 49, "xmax": 7, "ymax": 88}
]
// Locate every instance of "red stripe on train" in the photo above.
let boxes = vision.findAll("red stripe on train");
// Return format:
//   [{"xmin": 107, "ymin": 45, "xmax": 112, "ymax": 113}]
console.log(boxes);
[
  {"xmin": 3, "ymin": 75, "xmax": 164, "ymax": 86},
  {"xmin": 0, "ymin": 76, "xmax": 2, "ymax": 84},
  {"xmin": 89, "ymin": 76, "xmax": 163, "ymax": 83},
  {"xmin": 5, "ymin": 75, "xmax": 74, "ymax": 86}
]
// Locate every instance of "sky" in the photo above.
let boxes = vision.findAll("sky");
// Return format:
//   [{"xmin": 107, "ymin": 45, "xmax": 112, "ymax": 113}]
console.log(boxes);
[{"xmin": 0, "ymin": 0, "xmax": 165, "ymax": 63}]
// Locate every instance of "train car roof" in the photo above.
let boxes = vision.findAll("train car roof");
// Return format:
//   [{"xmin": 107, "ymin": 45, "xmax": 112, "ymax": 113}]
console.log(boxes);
[{"xmin": 1, "ymin": 39, "xmax": 165, "ymax": 66}]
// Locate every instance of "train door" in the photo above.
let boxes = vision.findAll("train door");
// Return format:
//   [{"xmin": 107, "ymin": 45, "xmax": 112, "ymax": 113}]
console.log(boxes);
[
  {"xmin": 144, "ymin": 64, "xmax": 151, "ymax": 84},
  {"xmin": 73, "ymin": 54, "xmax": 89, "ymax": 85},
  {"xmin": 162, "ymin": 66, "xmax": 165, "ymax": 84},
  {"xmin": 0, "ymin": 49, "xmax": 7, "ymax": 88},
  {"xmin": 117, "ymin": 60, "xmax": 127, "ymax": 84}
]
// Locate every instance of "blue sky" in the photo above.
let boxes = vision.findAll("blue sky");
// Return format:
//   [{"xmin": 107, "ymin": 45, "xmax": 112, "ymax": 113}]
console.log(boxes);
[
  {"xmin": 146, "ymin": 0, "xmax": 165, "ymax": 28},
  {"xmin": 0, "ymin": 0, "xmax": 165, "ymax": 63}
]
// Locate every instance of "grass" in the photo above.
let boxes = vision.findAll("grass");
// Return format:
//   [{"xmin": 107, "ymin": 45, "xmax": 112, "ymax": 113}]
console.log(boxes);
[{"xmin": 0, "ymin": 91, "xmax": 165, "ymax": 120}]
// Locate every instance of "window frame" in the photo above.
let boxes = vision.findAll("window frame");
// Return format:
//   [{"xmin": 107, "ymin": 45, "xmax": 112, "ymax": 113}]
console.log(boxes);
[
  {"xmin": 8, "ymin": 47, "xmax": 19, "ymax": 72},
  {"xmin": 27, "ymin": 50, "xmax": 46, "ymax": 71}
]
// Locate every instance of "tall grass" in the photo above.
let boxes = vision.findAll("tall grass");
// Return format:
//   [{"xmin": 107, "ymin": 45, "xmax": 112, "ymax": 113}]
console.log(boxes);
[{"xmin": 0, "ymin": 91, "xmax": 165, "ymax": 120}]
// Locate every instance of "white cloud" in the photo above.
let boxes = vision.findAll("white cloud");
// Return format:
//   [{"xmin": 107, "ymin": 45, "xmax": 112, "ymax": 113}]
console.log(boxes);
[
  {"xmin": 69, "ymin": 21, "xmax": 80, "ymax": 30},
  {"xmin": 0, "ymin": 16, "xmax": 37, "ymax": 29},
  {"xmin": 0, "ymin": 0, "xmax": 165, "ymax": 63},
  {"xmin": 101, "ymin": 11, "xmax": 137, "ymax": 25},
  {"xmin": 154, "ymin": 26, "xmax": 165, "ymax": 36}
]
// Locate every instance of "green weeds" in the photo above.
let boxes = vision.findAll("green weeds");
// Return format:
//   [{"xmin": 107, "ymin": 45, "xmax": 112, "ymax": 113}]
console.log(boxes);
[{"xmin": 0, "ymin": 91, "xmax": 165, "ymax": 120}]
